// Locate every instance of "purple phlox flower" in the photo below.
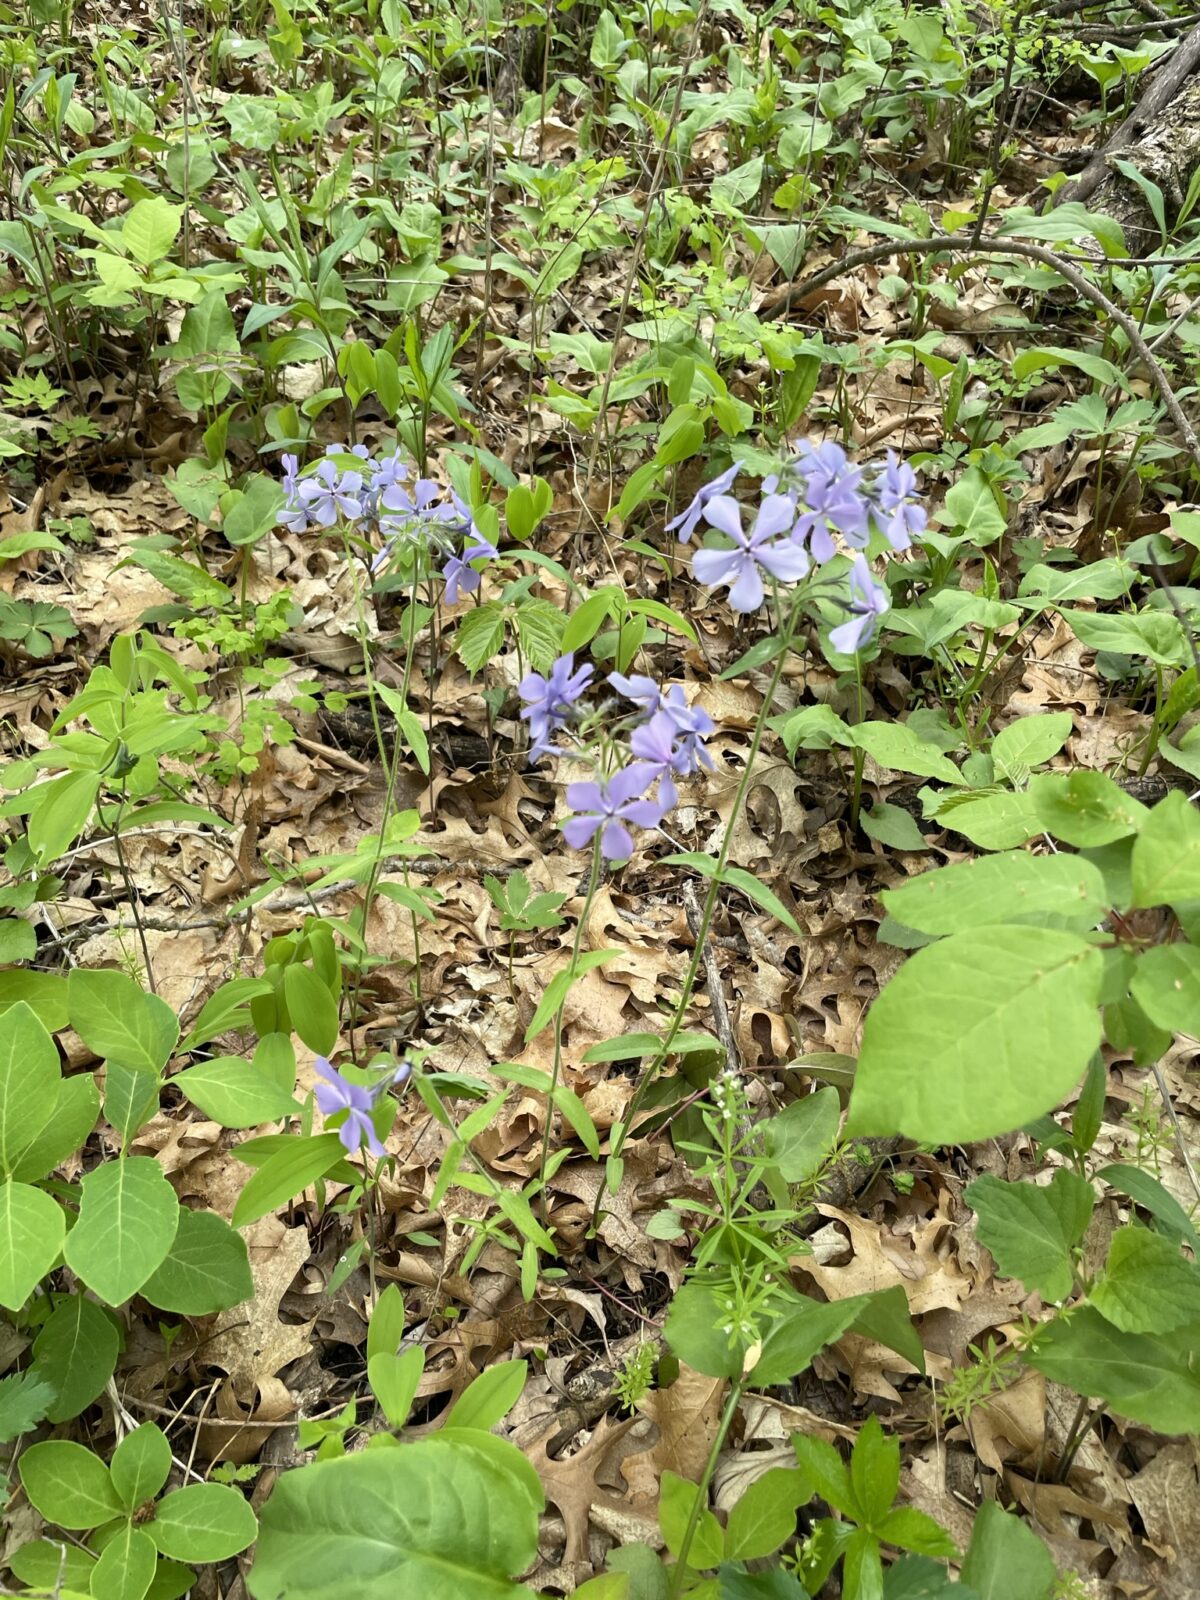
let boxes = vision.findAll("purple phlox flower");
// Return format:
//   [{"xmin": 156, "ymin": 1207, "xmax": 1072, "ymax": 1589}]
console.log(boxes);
[
  {"xmin": 563, "ymin": 762, "xmax": 664, "ymax": 860},
  {"xmin": 279, "ymin": 452, "xmax": 310, "ymax": 534},
  {"xmin": 326, "ymin": 441, "xmax": 370, "ymax": 462},
  {"xmin": 666, "ymin": 461, "xmax": 741, "ymax": 543},
  {"xmin": 519, "ymin": 652, "xmax": 594, "ymax": 761},
  {"xmin": 607, "ymin": 671, "xmax": 663, "ymax": 718},
  {"xmin": 314, "ymin": 1055, "xmax": 386, "ymax": 1159},
  {"xmin": 373, "ymin": 477, "xmax": 459, "ymax": 572},
  {"xmin": 871, "ymin": 450, "xmax": 926, "ymax": 552},
  {"xmin": 443, "ymin": 531, "xmax": 500, "ymax": 605},
  {"xmin": 371, "ymin": 453, "xmax": 409, "ymax": 493},
  {"xmin": 791, "ymin": 439, "xmax": 871, "ymax": 554},
  {"xmin": 298, "ymin": 458, "xmax": 365, "ymax": 527},
  {"xmin": 829, "ymin": 554, "xmax": 890, "ymax": 654},
  {"xmin": 629, "ymin": 712, "xmax": 684, "ymax": 811},
  {"xmin": 694, "ymin": 494, "xmax": 811, "ymax": 613},
  {"xmin": 659, "ymin": 686, "xmax": 715, "ymax": 773}
]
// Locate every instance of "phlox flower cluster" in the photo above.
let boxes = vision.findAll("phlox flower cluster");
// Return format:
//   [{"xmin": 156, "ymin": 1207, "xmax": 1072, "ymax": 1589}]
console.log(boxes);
[
  {"xmin": 671, "ymin": 439, "xmax": 928, "ymax": 647},
  {"xmin": 518, "ymin": 659, "xmax": 715, "ymax": 861},
  {"xmin": 314, "ymin": 1054, "xmax": 412, "ymax": 1159},
  {"xmin": 278, "ymin": 443, "xmax": 498, "ymax": 598}
]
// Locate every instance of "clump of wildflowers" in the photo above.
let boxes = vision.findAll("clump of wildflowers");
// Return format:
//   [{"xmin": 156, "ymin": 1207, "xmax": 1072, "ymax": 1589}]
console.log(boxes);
[
  {"xmin": 671, "ymin": 436, "xmax": 925, "ymax": 651},
  {"xmin": 277, "ymin": 444, "xmax": 498, "ymax": 599}
]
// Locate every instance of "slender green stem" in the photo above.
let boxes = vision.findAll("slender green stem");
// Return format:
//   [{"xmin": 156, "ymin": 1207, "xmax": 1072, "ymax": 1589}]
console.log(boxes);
[
  {"xmin": 849, "ymin": 656, "xmax": 866, "ymax": 831},
  {"xmin": 668, "ymin": 1377, "xmax": 745, "ymax": 1598},
  {"xmin": 605, "ymin": 616, "xmax": 799, "ymax": 1202},
  {"xmin": 538, "ymin": 834, "xmax": 605, "ymax": 1221}
]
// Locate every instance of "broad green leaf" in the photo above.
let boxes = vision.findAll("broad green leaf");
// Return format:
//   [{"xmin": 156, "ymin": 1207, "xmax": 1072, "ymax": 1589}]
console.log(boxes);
[
  {"xmin": 966, "ymin": 1171, "xmax": 1095, "ymax": 1301},
  {"xmin": 724, "ymin": 1467, "xmax": 812, "ymax": 1562},
  {"xmin": 32, "ymin": 1294, "xmax": 120, "ymax": 1422},
  {"xmin": 367, "ymin": 1281, "xmax": 407, "ymax": 1362},
  {"xmin": 122, "ymin": 197, "xmax": 184, "ymax": 265},
  {"xmin": 658, "ymin": 1471, "xmax": 724, "ymax": 1569},
  {"xmin": 753, "ymin": 1293, "xmax": 868, "ymax": 1386},
  {"xmin": 282, "ymin": 964, "xmax": 339, "ymax": 1056},
  {"xmin": 860, "ymin": 801, "xmax": 928, "ymax": 852},
  {"xmin": 248, "ymin": 1437, "xmax": 540, "ymax": 1598},
  {"xmin": 663, "ymin": 1280, "xmax": 743, "ymax": 1378},
  {"xmin": 7, "ymin": 1538, "xmax": 96, "ymax": 1592},
  {"xmin": 444, "ymin": 1358, "xmax": 526, "ymax": 1431},
  {"xmin": 849, "ymin": 722, "xmax": 964, "ymax": 785},
  {"xmin": 28, "ymin": 770, "xmax": 101, "ymax": 864},
  {"xmin": 0, "ymin": 915, "xmax": 35, "ymax": 960},
  {"xmin": 931, "ymin": 787, "xmax": 1040, "ymax": 849},
  {"xmin": 1131, "ymin": 791, "xmax": 1200, "ymax": 908},
  {"xmin": 524, "ymin": 949, "xmax": 620, "ymax": 1042},
  {"xmin": 1090, "ymin": 1224, "xmax": 1200, "ymax": 1334},
  {"xmin": 851, "ymin": 1284, "xmax": 925, "ymax": 1374},
  {"xmin": 763, "ymin": 1088, "xmax": 840, "ymax": 1183},
  {"xmin": 881, "ymin": 853, "xmax": 1107, "ymax": 936},
  {"xmin": 140, "ymin": 1209, "xmax": 253, "ymax": 1314},
  {"xmin": 454, "ymin": 601, "xmax": 506, "ymax": 675},
  {"xmin": 848, "ymin": 928, "xmax": 1103, "ymax": 1143},
  {"xmin": 68, "ymin": 970, "xmax": 178, "ymax": 1074},
  {"xmin": 19, "ymin": 1439, "xmax": 123, "ymax": 1529},
  {"xmin": 0, "ymin": 968, "xmax": 70, "ymax": 1029},
  {"xmin": 63, "ymin": 1156, "xmax": 179, "ymax": 1304},
  {"xmin": 938, "ymin": 469, "xmax": 1005, "ymax": 544},
  {"xmin": 0, "ymin": 1000, "xmax": 60, "ymax": 1176},
  {"xmin": 1129, "ymin": 943, "xmax": 1200, "ymax": 1036},
  {"xmin": 150, "ymin": 1483, "xmax": 257, "ymax": 1562},
  {"xmin": 849, "ymin": 1414, "xmax": 899, "ymax": 1527},
  {"xmin": 231, "ymin": 1132, "xmax": 345, "ymax": 1228},
  {"xmin": 1031, "ymin": 770, "xmax": 1148, "ymax": 847},
  {"xmin": 111, "ymin": 1423, "xmax": 172, "ymax": 1510},
  {"xmin": 0, "ymin": 1180, "xmax": 64, "ymax": 1309},
  {"xmin": 1028, "ymin": 1307, "xmax": 1200, "ymax": 1433},
  {"xmin": 875, "ymin": 1507, "xmax": 956, "ymax": 1558},
  {"xmin": 1017, "ymin": 559, "xmax": 1133, "ymax": 603},
  {"xmin": 1059, "ymin": 608, "xmax": 1188, "ymax": 666},
  {"xmin": 174, "ymin": 1056, "xmax": 298, "ymax": 1127},
  {"xmin": 90, "ymin": 1524, "xmax": 157, "ymax": 1600},
  {"xmin": 11, "ymin": 1074, "xmax": 100, "ymax": 1183},
  {"xmin": 104, "ymin": 1061, "xmax": 162, "ymax": 1147},
  {"xmin": 959, "ymin": 1501, "xmax": 1054, "ymax": 1600},
  {"xmin": 990, "ymin": 713, "xmax": 1072, "ymax": 781}
]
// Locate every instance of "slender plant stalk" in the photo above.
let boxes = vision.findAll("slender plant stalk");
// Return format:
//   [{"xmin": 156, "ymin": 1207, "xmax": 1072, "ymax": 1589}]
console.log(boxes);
[{"xmin": 668, "ymin": 1376, "xmax": 745, "ymax": 1598}]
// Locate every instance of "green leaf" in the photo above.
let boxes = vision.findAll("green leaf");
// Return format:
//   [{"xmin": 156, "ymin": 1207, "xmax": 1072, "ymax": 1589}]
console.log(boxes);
[
  {"xmin": 104, "ymin": 1061, "xmax": 162, "ymax": 1147},
  {"xmin": 282, "ymin": 964, "xmax": 339, "ymax": 1056},
  {"xmin": 68, "ymin": 970, "xmax": 178, "ymax": 1074},
  {"xmin": 658, "ymin": 1471, "xmax": 724, "ymax": 1569},
  {"xmin": 791, "ymin": 1434, "xmax": 852, "ymax": 1514},
  {"xmin": 367, "ymin": 1282, "xmax": 408, "ymax": 1361},
  {"xmin": 848, "ymin": 928, "xmax": 1103, "ymax": 1143},
  {"xmin": 452, "ymin": 601, "xmax": 506, "ymax": 677},
  {"xmin": 122, "ymin": 197, "xmax": 184, "ymax": 266},
  {"xmin": 112, "ymin": 1423, "xmax": 172, "ymax": 1509},
  {"xmin": 31, "ymin": 1294, "xmax": 120, "ymax": 1422},
  {"xmin": 1059, "ymin": 608, "xmax": 1187, "ymax": 666},
  {"xmin": 0, "ymin": 1000, "xmax": 61, "ymax": 1177},
  {"xmin": 966, "ymin": 1170, "xmax": 1095, "ymax": 1301},
  {"xmin": 11, "ymin": 1074, "xmax": 99, "ymax": 1185},
  {"xmin": 762, "ymin": 1088, "xmax": 840, "ymax": 1183},
  {"xmin": 174, "ymin": 1056, "xmax": 298, "ymax": 1127},
  {"xmin": 931, "ymin": 787, "xmax": 1040, "ymax": 849},
  {"xmin": 1028, "ymin": 1306, "xmax": 1200, "ymax": 1433},
  {"xmin": 140, "ymin": 1208, "xmax": 253, "ymax": 1314},
  {"xmin": 445, "ymin": 1359, "xmax": 526, "ymax": 1431},
  {"xmin": 248, "ymin": 1437, "xmax": 540, "ymax": 1598},
  {"xmin": 661, "ymin": 853, "xmax": 803, "ymax": 938},
  {"xmin": 20, "ymin": 1439, "xmax": 123, "ymax": 1529},
  {"xmin": 959, "ymin": 1501, "xmax": 1054, "ymax": 1600},
  {"xmin": 0, "ymin": 914, "xmax": 35, "ymax": 961},
  {"xmin": 0, "ymin": 1368, "xmax": 56, "ymax": 1443},
  {"xmin": 91, "ymin": 1524, "xmax": 157, "ymax": 1600},
  {"xmin": 860, "ymin": 802, "xmax": 928, "ymax": 852},
  {"xmin": 561, "ymin": 589, "xmax": 621, "ymax": 655},
  {"xmin": 849, "ymin": 722, "xmax": 964, "ymax": 784},
  {"xmin": 991, "ymin": 713, "xmax": 1072, "ymax": 781},
  {"xmin": 939, "ymin": 469, "xmax": 1006, "ymax": 544},
  {"xmin": 849, "ymin": 1414, "xmax": 900, "ymax": 1528},
  {"xmin": 881, "ymin": 853, "xmax": 1107, "ymax": 936},
  {"xmin": 514, "ymin": 598, "xmax": 565, "ymax": 674},
  {"xmin": 231, "ymin": 1132, "xmax": 345, "ymax": 1228},
  {"xmin": 63, "ymin": 1156, "xmax": 180, "ymax": 1304},
  {"xmin": 0, "ymin": 968, "xmax": 69, "ymax": 1030},
  {"xmin": 150, "ymin": 1483, "xmax": 257, "ymax": 1562},
  {"xmin": 1131, "ymin": 791, "xmax": 1200, "ymax": 908},
  {"xmin": 1017, "ymin": 558, "xmax": 1134, "ymax": 603},
  {"xmin": 663, "ymin": 1281, "xmax": 743, "ymax": 1378},
  {"xmin": 524, "ymin": 950, "xmax": 620, "ymax": 1042},
  {"xmin": 724, "ymin": 1468, "xmax": 812, "ymax": 1562},
  {"xmin": 368, "ymin": 1346, "xmax": 424, "ymax": 1428},
  {"xmin": 1031, "ymin": 770, "xmax": 1149, "ymax": 847},
  {"xmin": 850, "ymin": 1284, "xmax": 925, "ymax": 1375},
  {"xmin": 1129, "ymin": 943, "xmax": 1200, "ymax": 1037},
  {"xmin": 28, "ymin": 770, "xmax": 101, "ymax": 864},
  {"xmin": 0, "ymin": 1180, "xmax": 64, "ymax": 1309},
  {"xmin": 875, "ymin": 1506, "xmax": 957, "ymax": 1558},
  {"xmin": 8, "ymin": 1538, "xmax": 96, "ymax": 1592},
  {"xmin": 753, "ymin": 1294, "xmax": 867, "ymax": 1386},
  {"xmin": 1096, "ymin": 1162, "xmax": 1199, "ymax": 1252},
  {"xmin": 1089, "ymin": 1224, "xmax": 1200, "ymax": 1334}
]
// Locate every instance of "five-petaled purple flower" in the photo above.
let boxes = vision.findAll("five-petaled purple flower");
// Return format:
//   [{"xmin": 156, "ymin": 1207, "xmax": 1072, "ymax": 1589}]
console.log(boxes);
[
  {"xmin": 667, "ymin": 461, "xmax": 741, "ymax": 543},
  {"xmin": 519, "ymin": 653, "xmax": 594, "ymax": 761},
  {"xmin": 874, "ymin": 450, "xmax": 927, "ymax": 551},
  {"xmin": 299, "ymin": 459, "xmax": 365, "ymax": 527},
  {"xmin": 314, "ymin": 1056, "xmax": 387, "ymax": 1159},
  {"xmin": 694, "ymin": 493, "xmax": 811, "ymax": 613},
  {"xmin": 443, "ymin": 532, "xmax": 500, "ymax": 605},
  {"xmin": 563, "ymin": 763, "xmax": 664, "ymax": 860},
  {"xmin": 830, "ymin": 554, "xmax": 890, "ymax": 654}
]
